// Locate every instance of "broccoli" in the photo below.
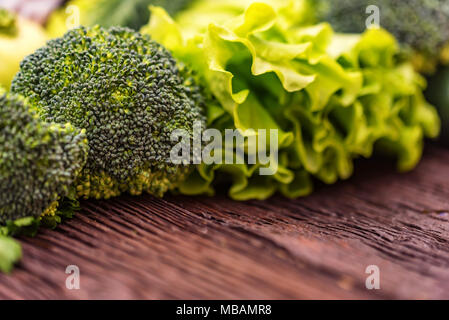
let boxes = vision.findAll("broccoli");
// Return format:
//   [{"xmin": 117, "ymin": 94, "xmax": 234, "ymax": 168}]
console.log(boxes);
[
  {"xmin": 312, "ymin": 0, "xmax": 449, "ymax": 73},
  {"xmin": 0, "ymin": 93, "xmax": 88, "ymax": 224},
  {"xmin": 0, "ymin": 8, "xmax": 47, "ymax": 88},
  {"xmin": 12, "ymin": 26, "xmax": 205, "ymax": 200}
]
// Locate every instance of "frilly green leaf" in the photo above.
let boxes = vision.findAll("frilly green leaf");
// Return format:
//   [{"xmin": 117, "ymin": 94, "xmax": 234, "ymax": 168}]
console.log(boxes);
[{"xmin": 143, "ymin": 0, "xmax": 440, "ymax": 200}]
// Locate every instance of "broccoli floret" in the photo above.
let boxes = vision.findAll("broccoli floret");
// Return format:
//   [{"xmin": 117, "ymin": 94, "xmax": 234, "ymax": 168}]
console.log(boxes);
[
  {"xmin": 12, "ymin": 26, "xmax": 205, "ymax": 200},
  {"xmin": 313, "ymin": 0, "xmax": 449, "ymax": 72},
  {"xmin": 0, "ymin": 93, "xmax": 88, "ymax": 224}
]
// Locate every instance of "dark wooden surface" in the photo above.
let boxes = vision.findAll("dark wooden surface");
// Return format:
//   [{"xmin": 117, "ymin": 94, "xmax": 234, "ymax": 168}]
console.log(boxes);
[
  {"xmin": 2, "ymin": 0, "xmax": 448, "ymax": 300},
  {"xmin": 0, "ymin": 145, "xmax": 448, "ymax": 299}
]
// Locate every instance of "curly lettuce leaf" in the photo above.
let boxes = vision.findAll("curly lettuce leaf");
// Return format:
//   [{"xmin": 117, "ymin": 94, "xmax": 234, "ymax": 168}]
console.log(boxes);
[
  {"xmin": 143, "ymin": 0, "xmax": 440, "ymax": 200},
  {"xmin": 0, "ymin": 236, "xmax": 21, "ymax": 273}
]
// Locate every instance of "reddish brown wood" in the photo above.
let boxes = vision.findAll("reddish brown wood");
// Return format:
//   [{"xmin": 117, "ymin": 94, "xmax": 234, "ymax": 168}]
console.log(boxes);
[
  {"xmin": 0, "ymin": 145, "xmax": 448, "ymax": 299},
  {"xmin": 2, "ymin": 0, "xmax": 448, "ymax": 300}
]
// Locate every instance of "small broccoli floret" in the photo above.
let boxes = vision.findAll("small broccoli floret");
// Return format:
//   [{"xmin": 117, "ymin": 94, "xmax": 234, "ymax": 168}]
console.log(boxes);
[
  {"xmin": 0, "ymin": 93, "xmax": 88, "ymax": 224},
  {"xmin": 12, "ymin": 26, "xmax": 205, "ymax": 200},
  {"xmin": 313, "ymin": 0, "xmax": 449, "ymax": 72}
]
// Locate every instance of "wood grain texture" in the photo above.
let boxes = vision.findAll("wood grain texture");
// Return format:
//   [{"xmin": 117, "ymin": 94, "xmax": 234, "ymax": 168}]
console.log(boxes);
[
  {"xmin": 0, "ymin": 145, "xmax": 448, "ymax": 299},
  {"xmin": 2, "ymin": 0, "xmax": 448, "ymax": 301}
]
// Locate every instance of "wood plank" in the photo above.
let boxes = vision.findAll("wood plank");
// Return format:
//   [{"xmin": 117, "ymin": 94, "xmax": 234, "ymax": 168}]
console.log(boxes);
[{"xmin": 0, "ymin": 145, "xmax": 448, "ymax": 299}]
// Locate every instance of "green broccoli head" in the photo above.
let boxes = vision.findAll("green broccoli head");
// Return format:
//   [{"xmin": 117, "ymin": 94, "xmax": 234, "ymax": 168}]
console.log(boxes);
[
  {"xmin": 313, "ymin": 0, "xmax": 449, "ymax": 72},
  {"xmin": 12, "ymin": 26, "xmax": 205, "ymax": 200},
  {"xmin": 0, "ymin": 93, "xmax": 88, "ymax": 224}
]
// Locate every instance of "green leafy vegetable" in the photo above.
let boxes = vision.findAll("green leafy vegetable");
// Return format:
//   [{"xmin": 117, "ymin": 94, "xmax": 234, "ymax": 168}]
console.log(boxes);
[
  {"xmin": 142, "ymin": 0, "xmax": 440, "ymax": 200},
  {"xmin": 0, "ymin": 198, "xmax": 79, "ymax": 273},
  {"xmin": 0, "ymin": 235, "xmax": 21, "ymax": 273},
  {"xmin": 310, "ymin": 0, "xmax": 449, "ymax": 73},
  {"xmin": 0, "ymin": 217, "xmax": 40, "ymax": 239}
]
